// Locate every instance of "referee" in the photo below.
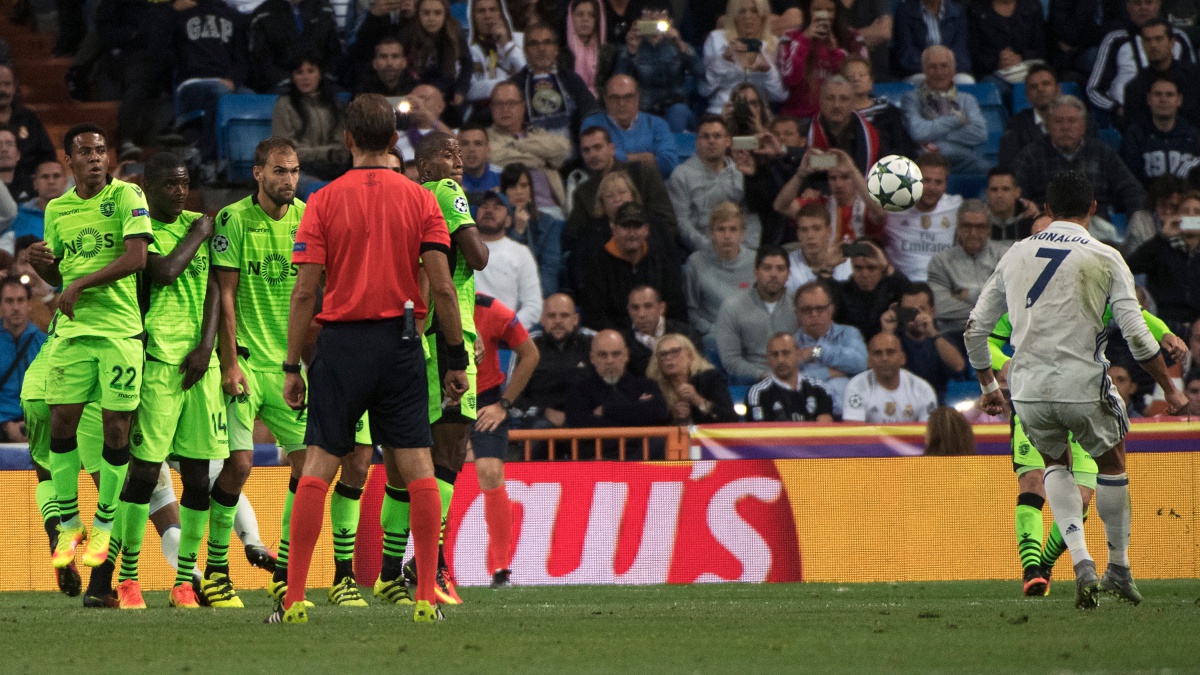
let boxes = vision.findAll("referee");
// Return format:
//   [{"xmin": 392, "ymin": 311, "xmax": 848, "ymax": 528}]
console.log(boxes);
[{"xmin": 269, "ymin": 94, "xmax": 468, "ymax": 625}]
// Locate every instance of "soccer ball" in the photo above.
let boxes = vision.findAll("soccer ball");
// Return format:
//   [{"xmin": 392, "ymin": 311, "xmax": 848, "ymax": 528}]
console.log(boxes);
[{"xmin": 866, "ymin": 155, "xmax": 923, "ymax": 212}]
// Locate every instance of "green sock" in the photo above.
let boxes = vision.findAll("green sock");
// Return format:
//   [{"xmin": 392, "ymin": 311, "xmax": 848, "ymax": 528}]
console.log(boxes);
[
  {"xmin": 1015, "ymin": 493, "xmax": 1045, "ymax": 570},
  {"xmin": 330, "ymin": 482, "xmax": 363, "ymax": 578},
  {"xmin": 49, "ymin": 436, "xmax": 81, "ymax": 526},
  {"xmin": 1043, "ymin": 506, "xmax": 1089, "ymax": 570},
  {"xmin": 176, "ymin": 505, "xmax": 208, "ymax": 586},
  {"xmin": 117, "ymin": 501, "xmax": 149, "ymax": 582},
  {"xmin": 274, "ymin": 478, "xmax": 297, "ymax": 583},
  {"xmin": 206, "ymin": 487, "xmax": 238, "ymax": 573},
  {"xmin": 436, "ymin": 477, "xmax": 454, "ymax": 548},
  {"xmin": 35, "ymin": 480, "xmax": 60, "ymax": 550},
  {"xmin": 94, "ymin": 444, "xmax": 131, "ymax": 529},
  {"xmin": 379, "ymin": 483, "xmax": 410, "ymax": 581}
]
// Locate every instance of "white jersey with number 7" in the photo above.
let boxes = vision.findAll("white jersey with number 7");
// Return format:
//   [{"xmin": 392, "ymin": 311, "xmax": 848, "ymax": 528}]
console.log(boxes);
[{"xmin": 964, "ymin": 220, "xmax": 1161, "ymax": 404}]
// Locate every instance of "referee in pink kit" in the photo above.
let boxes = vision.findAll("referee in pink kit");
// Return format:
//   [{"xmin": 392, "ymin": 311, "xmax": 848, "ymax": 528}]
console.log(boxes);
[{"xmin": 269, "ymin": 93, "xmax": 468, "ymax": 625}]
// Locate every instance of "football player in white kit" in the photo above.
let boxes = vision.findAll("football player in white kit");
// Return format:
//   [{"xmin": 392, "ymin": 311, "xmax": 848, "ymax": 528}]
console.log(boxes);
[{"xmin": 965, "ymin": 171, "xmax": 1189, "ymax": 609}]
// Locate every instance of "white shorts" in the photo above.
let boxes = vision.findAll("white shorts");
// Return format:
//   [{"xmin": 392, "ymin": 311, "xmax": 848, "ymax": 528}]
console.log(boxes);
[{"xmin": 1012, "ymin": 397, "xmax": 1129, "ymax": 461}]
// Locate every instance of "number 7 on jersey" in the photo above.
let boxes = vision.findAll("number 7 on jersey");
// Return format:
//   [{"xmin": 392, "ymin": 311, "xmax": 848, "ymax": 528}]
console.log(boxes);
[{"xmin": 1026, "ymin": 248, "xmax": 1070, "ymax": 308}]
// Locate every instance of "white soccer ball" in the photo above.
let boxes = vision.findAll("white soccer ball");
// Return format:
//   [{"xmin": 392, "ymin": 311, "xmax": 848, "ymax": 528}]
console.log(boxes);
[{"xmin": 866, "ymin": 155, "xmax": 923, "ymax": 212}]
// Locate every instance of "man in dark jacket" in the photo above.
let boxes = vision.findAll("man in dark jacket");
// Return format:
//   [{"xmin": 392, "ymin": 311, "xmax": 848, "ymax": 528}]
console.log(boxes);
[
  {"xmin": 510, "ymin": 24, "xmax": 597, "ymax": 158},
  {"xmin": 1120, "ymin": 19, "xmax": 1200, "ymax": 130},
  {"xmin": 621, "ymin": 285, "xmax": 702, "ymax": 376},
  {"xmin": 0, "ymin": 65, "xmax": 55, "ymax": 182},
  {"xmin": 514, "ymin": 293, "xmax": 595, "ymax": 428},
  {"xmin": 170, "ymin": 0, "xmax": 251, "ymax": 161},
  {"xmin": 890, "ymin": 0, "xmax": 971, "ymax": 79},
  {"xmin": 564, "ymin": 329, "xmax": 669, "ymax": 441},
  {"xmin": 1120, "ymin": 73, "xmax": 1200, "ymax": 182},
  {"xmin": 574, "ymin": 203, "xmax": 687, "ymax": 332},
  {"xmin": 248, "ymin": 0, "xmax": 342, "ymax": 92}
]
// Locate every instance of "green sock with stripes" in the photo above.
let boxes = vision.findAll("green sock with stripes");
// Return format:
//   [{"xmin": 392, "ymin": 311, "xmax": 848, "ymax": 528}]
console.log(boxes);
[
  {"xmin": 94, "ymin": 444, "xmax": 131, "ymax": 531},
  {"xmin": 1042, "ymin": 505, "xmax": 1090, "ymax": 570},
  {"xmin": 206, "ymin": 485, "xmax": 239, "ymax": 574},
  {"xmin": 35, "ymin": 479, "xmax": 60, "ymax": 551},
  {"xmin": 176, "ymin": 505, "xmax": 208, "ymax": 586},
  {"xmin": 330, "ymin": 481, "xmax": 363, "ymax": 582},
  {"xmin": 273, "ymin": 477, "xmax": 297, "ymax": 584},
  {"xmin": 1015, "ymin": 493, "xmax": 1045, "ymax": 571},
  {"xmin": 436, "ymin": 476, "xmax": 455, "ymax": 550},
  {"xmin": 379, "ymin": 484, "xmax": 410, "ymax": 582},
  {"xmin": 117, "ymin": 502, "xmax": 149, "ymax": 582},
  {"xmin": 49, "ymin": 436, "xmax": 81, "ymax": 527}
]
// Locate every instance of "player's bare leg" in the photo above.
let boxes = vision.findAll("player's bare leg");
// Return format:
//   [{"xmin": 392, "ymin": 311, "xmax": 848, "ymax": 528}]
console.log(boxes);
[{"xmin": 1094, "ymin": 441, "xmax": 1140, "ymax": 604}]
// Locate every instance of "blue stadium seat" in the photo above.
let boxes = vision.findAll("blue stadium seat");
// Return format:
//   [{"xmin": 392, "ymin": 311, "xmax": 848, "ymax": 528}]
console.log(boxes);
[
  {"xmin": 1109, "ymin": 212, "xmax": 1129, "ymax": 237},
  {"xmin": 980, "ymin": 104, "xmax": 1007, "ymax": 165},
  {"xmin": 450, "ymin": 2, "xmax": 468, "ymax": 27},
  {"xmin": 728, "ymin": 385, "xmax": 749, "ymax": 407},
  {"xmin": 946, "ymin": 379, "xmax": 981, "ymax": 405},
  {"xmin": 1099, "ymin": 127, "xmax": 1122, "ymax": 152},
  {"xmin": 948, "ymin": 174, "xmax": 987, "ymax": 199},
  {"xmin": 217, "ymin": 94, "xmax": 278, "ymax": 183},
  {"xmin": 498, "ymin": 348, "xmax": 512, "ymax": 375},
  {"xmin": 958, "ymin": 82, "xmax": 1002, "ymax": 108},
  {"xmin": 674, "ymin": 132, "xmax": 696, "ymax": 159},
  {"xmin": 871, "ymin": 82, "xmax": 914, "ymax": 105}
]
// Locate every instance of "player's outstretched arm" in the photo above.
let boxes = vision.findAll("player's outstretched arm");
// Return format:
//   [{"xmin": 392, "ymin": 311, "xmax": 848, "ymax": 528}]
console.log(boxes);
[
  {"xmin": 58, "ymin": 236, "xmax": 149, "ymax": 319},
  {"xmin": 180, "ymin": 274, "xmax": 221, "ymax": 391},
  {"xmin": 146, "ymin": 215, "xmax": 214, "ymax": 285},
  {"xmin": 283, "ymin": 263, "xmax": 322, "ymax": 410}
]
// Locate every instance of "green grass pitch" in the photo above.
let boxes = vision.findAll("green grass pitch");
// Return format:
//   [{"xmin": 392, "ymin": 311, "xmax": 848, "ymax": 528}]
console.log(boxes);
[{"xmin": 3, "ymin": 581, "xmax": 1199, "ymax": 673}]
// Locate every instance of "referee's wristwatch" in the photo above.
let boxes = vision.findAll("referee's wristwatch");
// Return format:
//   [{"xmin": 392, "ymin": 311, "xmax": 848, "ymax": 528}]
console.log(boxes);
[
  {"xmin": 282, "ymin": 362, "xmax": 302, "ymax": 374},
  {"xmin": 499, "ymin": 398, "xmax": 513, "ymax": 411}
]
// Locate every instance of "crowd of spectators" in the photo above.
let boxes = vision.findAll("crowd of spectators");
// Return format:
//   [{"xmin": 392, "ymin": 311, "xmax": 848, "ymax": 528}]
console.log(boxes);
[{"xmin": 2, "ymin": 0, "xmax": 1200, "ymax": 452}]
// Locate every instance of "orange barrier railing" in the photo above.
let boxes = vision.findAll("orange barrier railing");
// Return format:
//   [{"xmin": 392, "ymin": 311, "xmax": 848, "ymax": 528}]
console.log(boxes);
[{"xmin": 509, "ymin": 426, "xmax": 690, "ymax": 461}]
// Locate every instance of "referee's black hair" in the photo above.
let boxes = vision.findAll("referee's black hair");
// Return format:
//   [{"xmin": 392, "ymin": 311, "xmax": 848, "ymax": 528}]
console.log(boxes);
[
  {"xmin": 1045, "ymin": 170, "xmax": 1094, "ymax": 219},
  {"xmin": 63, "ymin": 123, "xmax": 106, "ymax": 156},
  {"xmin": 144, "ymin": 151, "xmax": 187, "ymax": 185},
  {"xmin": 414, "ymin": 131, "xmax": 456, "ymax": 164}
]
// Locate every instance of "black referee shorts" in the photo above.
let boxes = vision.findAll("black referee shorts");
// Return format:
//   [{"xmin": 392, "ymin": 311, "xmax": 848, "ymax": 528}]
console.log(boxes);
[
  {"xmin": 305, "ymin": 318, "xmax": 432, "ymax": 456},
  {"xmin": 470, "ymin": 386, "xmax": 509, "ymax": 461}
]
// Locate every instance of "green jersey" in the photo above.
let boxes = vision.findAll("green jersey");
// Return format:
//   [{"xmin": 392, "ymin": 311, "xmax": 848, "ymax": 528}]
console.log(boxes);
[
  {"xmin": 44, "ymin": 177, "xmax": 153, "ymax": 339},
  {"xmin": 144, "ymin": 211, "xmax": 216, "ymax": 366},
  {"xmin": 988, "ymin": 307, "xmax": 1171, "ymax": 371},
  {"xmin": 423, "ymin": 179, "xmax": 476, "ymax": 339},
  {"xmin": 211, "ymin": 194, "xmax": 305, "ymax": 372}
]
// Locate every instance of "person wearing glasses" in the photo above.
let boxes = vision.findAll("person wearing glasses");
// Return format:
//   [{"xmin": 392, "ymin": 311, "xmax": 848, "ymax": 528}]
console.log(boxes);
[
  {"xmin": 791, "ymin": 280, "xmax": 868, "ymax": 417},
  {"xmin": 646, "ymin": 333, "xmax": 738, "ymax": 424},
  {"xmin": 581, "ymin": 74, "xmax": 680, "ymax": 177}
]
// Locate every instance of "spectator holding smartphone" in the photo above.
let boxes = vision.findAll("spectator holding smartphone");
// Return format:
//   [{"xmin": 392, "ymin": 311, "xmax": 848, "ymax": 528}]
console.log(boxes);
[
  {"xmin": 701, "ymin": 0, "xmax": 786, "ymax": 114},
  {"xmin": 777, "ymin": 0, "xmax": 867, "ymax": 119},
  {"xmin": 615, "ymin": 9, "xmax": 703, "ymax": 133}
]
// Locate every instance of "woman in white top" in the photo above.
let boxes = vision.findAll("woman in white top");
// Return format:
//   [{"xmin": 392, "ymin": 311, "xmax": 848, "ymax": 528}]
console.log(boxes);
[
  {"xmin": 465, "ymin": 0, "xmax": 526, "ymax": 106},
  {"xmin": 701, "ymin": 0, "xmax": 787, "ymax": 114}
]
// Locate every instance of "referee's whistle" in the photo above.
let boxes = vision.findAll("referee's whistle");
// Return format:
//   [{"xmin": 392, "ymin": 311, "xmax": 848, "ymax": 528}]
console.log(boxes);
[{"xmin": 402, "ymin": 300, "xmax": 416, "ymax": 341}]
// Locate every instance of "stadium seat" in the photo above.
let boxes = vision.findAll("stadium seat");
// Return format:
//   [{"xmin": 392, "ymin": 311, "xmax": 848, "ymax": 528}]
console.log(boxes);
[
  {"xmin": 217, "ymin": 94, "xmax": 278, "ymax": 183},
  {"xmin": 945, "ymin": 379, "xmax": 982, "ymax": 405},
  {"xmin": 728, "ymin": 385, "xmax": 749, "ymax": 407},
  {"xmin": 948, "ymin": 174, "xmax": 987, "ymax": 199},
  {"xmin": 958, "ymin": 82, "xmax": 1002, "ymax": 108},
  {"xmin": 450, "ymin": 2, "xmax": 468, "ymax": 27},
  {"xmin": 979, "ymin": 104, "xmax": 1007, "ymax": 165},
  {"xmin": 1099, "ymin": 127, "xmax": 1122, "ymax": 152},
  {"xmin": 499, "ymin": 348, "xmax": 512, "ymax": 376},
  {"xmin": 871, "ymin": 82, "xmax": 914, "ymax": 105},
  {"xmin": 1109, "ymin": 212, "xmax": 1129, "ymax": 237},
  {"xmin": 674, "ymin": 132, "xmax": 696, "ymax": 159}
]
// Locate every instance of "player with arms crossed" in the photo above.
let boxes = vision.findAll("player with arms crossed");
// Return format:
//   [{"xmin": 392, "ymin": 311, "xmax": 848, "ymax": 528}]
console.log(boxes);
[
  {"xmin": 470, "ymin": 293, "xmax": 539, "ymax": 587},
  {"xmin": 272, "ymin": 93, "xmax": 468, "ymax": 624},
  {"xmin": 966, "ymin": 171, "xmax": 1189, "ymax": 609},
  {"xmin": 29, "ymin": 123, "xmax": 153, "ymax": 572},
  {"xmin": 988, "ymin": 215, "xmax": 1190, "ymax": 597},
  {"xmin": 102, "ymin": 152, "xmax": 224, "ymax": 608},
  {"xmin": 375, "ymin": 131, "xmax": 488, "ymax": 607}
]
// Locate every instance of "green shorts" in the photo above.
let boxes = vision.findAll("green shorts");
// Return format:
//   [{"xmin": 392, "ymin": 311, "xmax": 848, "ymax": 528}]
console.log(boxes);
[
  {"xmin": 44, "ymin": 335, "xmax": 144, "ymax": 411},
  {"xmin": 425, "ymin": 330, "xmax": 477, "ymax": 424},
  {"xmin": 227, "ymin": 358, "xmax": 307, "ymax": 453},
  {"xmin": 131, "ymin": 360, "xmax": 229, "ymax": 463},
  {"xmin": 1012, "ymin": 413, "xmax": 1099, "ymax": 490},
  {"xmin": 354, "ymin": 413, "xmax": 373, "ymax": 447},
  {"xmin": 25, "ymin": 399, "xmax": 103, "ymax": 473}
]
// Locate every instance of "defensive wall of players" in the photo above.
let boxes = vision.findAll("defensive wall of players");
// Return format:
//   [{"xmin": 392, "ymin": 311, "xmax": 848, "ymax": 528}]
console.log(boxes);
[{"xmin": 2, "ymin": 420, "xmax": 1197, "ymax": 591}]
